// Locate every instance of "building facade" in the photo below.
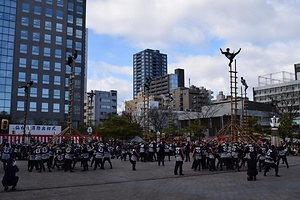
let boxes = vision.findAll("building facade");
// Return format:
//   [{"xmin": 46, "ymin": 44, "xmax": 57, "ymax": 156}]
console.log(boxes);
[
  {"xmin": 172, "ymin": 85, "xmax": 213, "ymax": 112},
  {"xmin": 93, "ymin": 90, "xmax": 117, "ymax": 126},
  {"xmin": 0, "ymin": 0, "xmax": 87, "ymax": 128},
  {"xmin": 253, "ymin": 71, "xmax": 300, "ymax": 119},
  {"xmin": 133, "ymin": 49, "xmax": 167, "ymax": 99}
]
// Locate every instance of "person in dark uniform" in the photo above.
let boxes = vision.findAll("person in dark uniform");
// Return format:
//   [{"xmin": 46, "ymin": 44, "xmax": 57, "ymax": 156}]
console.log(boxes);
[
  {"xmin": 102, "ymin": 143, "xmax": 113, "ymax": 169},
  {"xmin": 264, "ymin": 145, "xmax": 280, "ymax": 177},
  {"xmin": 81, "ymin": 144, "xmax": 89, "ymax": 171},
  {"xmin": 64, "ymin": 144, "xmax": 74, "ymax": 172},
  {"xmin": 157, "ymin": 142, "xmax": 166, "ymax": 166},
  {"xmin": 258, "ymin": 142, "xmax": 268, "ymax": 172},
  {"xmin": 277, "ymin": 141, "xmax": 289, "ymax": 168},
  {"xmin": 244, "ymin": 143, "xmax": 258, "ymax": 181},
  {"xmin": 174, "ymin": 143, "xmax": 185, "ymax": 175},
  {"xmin": 192, "ymin": 143, "xmax": 202, "ymax": 171},
  {"xmin": 2, "ymin": 158, "xmax": 19, "ymax": 191},
  {"xmin": 184, "ymin": 142, "xmax": 191, "ymax": 162},
  {"xmin": 94, "ymin": 143, "xmax": 104, "ymax": 170}
]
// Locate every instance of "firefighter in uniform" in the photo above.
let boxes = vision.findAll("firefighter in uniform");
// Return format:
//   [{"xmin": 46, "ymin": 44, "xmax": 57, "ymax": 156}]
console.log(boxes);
[
  {"xmin": 264, "ymin": 145, "xmax": 280, "ymax": 177},
  {"xmin": 192, "ymin": 143, "xmax": 202, "ymax": 171},
  {"xmin": 81, "ymin": 144, "xmax": 89, "ymax": 171},
  {"xmin": 277, "ymin": 141, "xmax": 289, "ymax": 168},
  {"xmin": 2, "ymin": 143, "xmax": 11, "ymax": 170},
  {"xmin": 129, "ymin": 145, "xmax": 139, "ymax": 171},
  {"xmin": 64, "ymin": 144, "xmax": 74, "ymax": 172},
  {"xmin": 94, "ymin": 143, "xmax": 104, "ymax": 170},
  {"xmin": 174, "ymin": 143, "xmax": 185, "ymax": 175}
]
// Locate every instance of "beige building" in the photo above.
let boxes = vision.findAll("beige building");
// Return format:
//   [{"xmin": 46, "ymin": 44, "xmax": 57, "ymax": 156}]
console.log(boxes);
[
  {"xmin": 172, "ymin": 85, "xmax": 213, "ymax": 112},
  {"xmin": 125, "ymin": 91, "xmax": 165, "ymax": 114}
]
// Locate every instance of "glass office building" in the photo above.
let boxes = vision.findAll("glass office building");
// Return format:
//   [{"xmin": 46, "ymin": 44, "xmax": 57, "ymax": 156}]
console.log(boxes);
[
  {"xmin": 133, "ymin": 49, "xmax": 167, "ymax": 99},
  {"xmin": 0, "ymin": 0, "xmax": 86, "ymax": 127}
]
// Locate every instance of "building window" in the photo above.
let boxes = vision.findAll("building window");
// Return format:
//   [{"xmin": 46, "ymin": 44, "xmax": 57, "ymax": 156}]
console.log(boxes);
[
  {"xmin": 57, "ymin": 0, "xmax": 63, "ymax": 7},
  {"xmin": 65, "ymin": 78, "xmax": 69, "ymax": 87},
  {"xmin": 30, "ymin": 88, "xmax": 37, "ymax": 97},
  {"xmin": 18, "ymin": 88, "xmax": 25, "ymax": 97},
  {"xmin": 19, "ymin": 58, "xmax": 26, "ymax": 68},
  {"xmin": 21, "ymin": 30, "xmax": 28, "ymax": 40},
  {"xmin": 42, "ymin": 88, "xmax": 49, "ymax": 98},
  {"xmin": 68, "ymin": 15, "xmax": 73, "ymax": 24},
  {"xmin": 53, "ymin": 103, "xmax": 60, "ymax": 113},
  {"xmin": 44, "ymin": 34, "xmax": 51, "ymax": 43},
  {"xmin": 22, "ymin": 3, "xmax": 30, "ymax": 13},
  {"xmin": 33, "ymin": 19, "xmax": 40, "ymax": 28},
  {"xmin": 46, "ymin": 0, "xmax": 53, "ymax": 5},
  {"xmin": 31, "ymin": 73, "xmax": 38, "ymax": 83},
  {"xmin": 54, "ymin": 76, "xmax": 60, "ymax": 85},
  {"xmin": 67, "ymin": 39, "xmax": 72, "ymax": 48},
  {"xmin": 65, "ymin": 91, "xmax": 69, "ymax": 100},
  {"xmin": 18, "ymin": 72, "xmax": 26, "ymax": 82},
  {"xmin": 17, "ymin": 101, "xmax": 24, "ymax": 111},
  {"xmin": 54, "ymin": 89, "xmax": 60, "ymax": 99},
  {"xmin": 55, "ymin": 49, "xmax": 62, "ymax": 58},
  {"xmin": 33, "ymin": 32, "xmax": 40, "ymax": 42},
  {"xmin": 76, "ymin": 18, "xmax": 82, "ymax": 26},
  {"xmin": 43, "ymin": 75, "xmax": 49, "ymax": 84},
  {"xmin": 56, "ymin": 23, "xmax": 62, "ymax": 32},
  {"xmin": 76, "ymin": 30, "xmax": 82, "ymax": 38},
  {"xmin": 64, "ymin": 104, "xmax": 68, "ymax": 114},
  {"xmin": 29, "ymin": 102, "xmax": 37, "ymax": 112},
  {"xmin": 54, "ymin": 62, "xmax": 61, "ymax": 72},
  {"xmin": 20, "ymin": 44, "xmax": 27, "ymax": 54},
  {"xmin": 77, "ymin": 6, "xmax": 83, "ymax": 14},
  {"xmin": 57, "ymin": 10, "xmax": 63, "ymax": 19},
  {"xmin": 32, "ymin": 46, "xmax": 39, "ymax": 55},
  {"xmin": 22, "ymin": 17, "xmax": 29, "ymax": 26},
  {"xmin": 45, "ymin": 21, "xmax": 52, "ymax": 30},
  {"xmin": 68, "ymin": 2, "xmax": 74, "ymax": 11},
  {"xmin": 41, "ymin": 103, "xmax": 48, "ymax": 112},
  {"xmin": 75, "ymin": 42, "xmax": 82, "ymax": 50},
  {"xmin": 44, "ymin": 47, "xmax": 50, "ymax": 57},
  {"xmin": 67, "ymin": 27, "xmax": 73, "ymax": 36},
  {"xmin": 55, "ymin": 36, "xmax": 62, "ymax": 45},
  {"xmin": 31, "ymin": 60, "xmax": 38, "ymax": 69},
  {"xmin": 43, "ymin": 61, "xmax": 50, "ymax": 70},
  {"xmin": 34, "ymin": 5, "xmax": 41, "ymax": 15}
]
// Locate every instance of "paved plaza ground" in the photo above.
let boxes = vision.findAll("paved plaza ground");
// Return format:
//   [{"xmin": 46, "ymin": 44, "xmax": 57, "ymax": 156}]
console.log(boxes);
[{"xmin": 0, "ymin": 156, "xmax": 299, "ymax": 200}]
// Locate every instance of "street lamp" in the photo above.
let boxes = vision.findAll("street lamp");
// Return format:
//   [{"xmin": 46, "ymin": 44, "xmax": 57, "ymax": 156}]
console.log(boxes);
[{"xmin": 19, "ymin": 80, "xmax": 33, "ymax": 144}]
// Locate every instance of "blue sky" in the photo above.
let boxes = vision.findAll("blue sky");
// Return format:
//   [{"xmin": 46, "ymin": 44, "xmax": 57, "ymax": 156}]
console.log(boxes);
[{"xmin": 86, "ymin": 0, "xmax": 300, "ymax": 112}]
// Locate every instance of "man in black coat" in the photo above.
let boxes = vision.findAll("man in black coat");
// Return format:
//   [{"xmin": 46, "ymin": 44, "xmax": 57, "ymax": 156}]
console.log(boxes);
[{"xmin": 2, "ymin": 158, "xmax": 19, "ymax": 191}]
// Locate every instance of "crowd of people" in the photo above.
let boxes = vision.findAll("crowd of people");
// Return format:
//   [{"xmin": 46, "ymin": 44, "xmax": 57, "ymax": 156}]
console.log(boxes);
[{"xmin": 0, "ymin": 138, "xmax": 297, "ymax": 191}]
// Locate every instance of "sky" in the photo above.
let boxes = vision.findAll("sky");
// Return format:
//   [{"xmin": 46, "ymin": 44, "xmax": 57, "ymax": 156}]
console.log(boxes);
[{"xmin": 85, "ymin": 0, "xmax": 300, "ymax": 112}]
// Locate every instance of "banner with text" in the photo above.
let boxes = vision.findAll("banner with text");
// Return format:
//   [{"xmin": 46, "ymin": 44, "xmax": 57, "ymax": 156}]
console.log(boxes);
[{"xmin": 9, "ymin": 124, "xmax": 61, "ymax": 135}]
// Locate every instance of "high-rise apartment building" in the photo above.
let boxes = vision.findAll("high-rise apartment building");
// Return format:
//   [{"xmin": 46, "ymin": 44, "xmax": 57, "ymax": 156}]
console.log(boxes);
[
  {"xmin": 0, "ymin": 0, "xmax": 87, "ymax": 127},
  {"xmin": 133, "ymin": 49, "xmax": 167, "ymax": 99}
]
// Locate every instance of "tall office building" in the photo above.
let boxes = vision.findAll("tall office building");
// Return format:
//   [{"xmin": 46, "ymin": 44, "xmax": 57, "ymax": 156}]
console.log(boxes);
[
  {"xmin": 0, "ymin": 0, "xmax": 87, "ymax": 127},
  {"xmin": 133, "ymin": 49, "xmax": 167, "ymax": 99},
  {"xmin": 93, "ymin": 90, "xmax": 117, "ymax": 126}
]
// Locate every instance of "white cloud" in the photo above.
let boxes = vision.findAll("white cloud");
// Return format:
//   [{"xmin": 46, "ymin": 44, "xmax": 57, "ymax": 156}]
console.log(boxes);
[
  {"xmin": 86, "ymin": 0, "xmax": 300, "ymax": 110},
  {"xmin": 87, "ymin": 0, "xmax": 300, "ymax": 49}
]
